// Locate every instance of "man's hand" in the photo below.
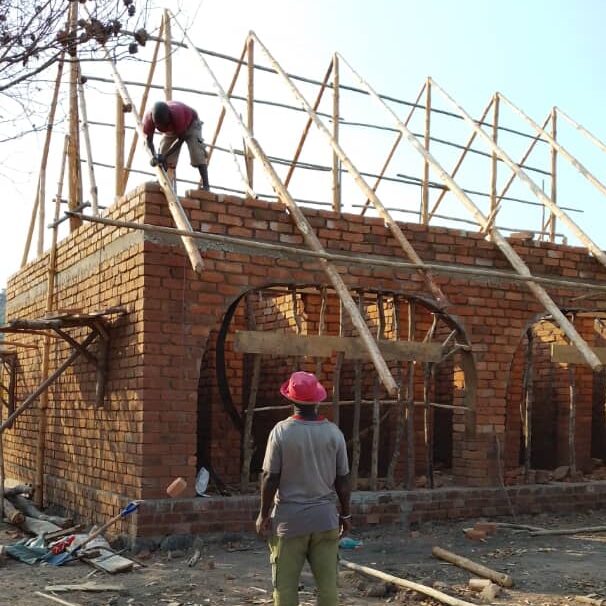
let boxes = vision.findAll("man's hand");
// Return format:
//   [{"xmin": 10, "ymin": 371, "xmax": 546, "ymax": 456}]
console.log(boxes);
[
  {"xmin": 150, "ymin": 154, "xmax": 167, "ymax": 170},
  {"xmin": 256, "ymin": 513, "xmax": 271, "ymax": 538},
  {"xmin": 340, "ymin": 516, "xmax": 352, "ymax": 538}
]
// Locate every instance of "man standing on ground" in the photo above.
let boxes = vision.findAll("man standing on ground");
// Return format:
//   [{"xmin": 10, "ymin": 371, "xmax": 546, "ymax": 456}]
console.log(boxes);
[
  {"xmin": 143, "ymin": 100, "xmax": 210, "ymax": 191},
  {"xmin": 257, "ymin": 371, "xmax": 352, "ymax": 606}
]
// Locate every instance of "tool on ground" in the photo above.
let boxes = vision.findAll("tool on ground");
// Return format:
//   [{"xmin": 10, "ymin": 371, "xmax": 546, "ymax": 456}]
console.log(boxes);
[
  {"xmin": 49, "ymin": 500, "xmax": 143, "ymax": 566},
  {"xmin": 166, "ymin": 477, "xmax": 187, "ymax": 498}
]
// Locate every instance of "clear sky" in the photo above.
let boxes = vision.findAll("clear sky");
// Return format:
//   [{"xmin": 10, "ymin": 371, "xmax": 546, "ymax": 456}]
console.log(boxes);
[{"xmin": 1, "ymin": 0, "xmax": 605, "ymax": 288}]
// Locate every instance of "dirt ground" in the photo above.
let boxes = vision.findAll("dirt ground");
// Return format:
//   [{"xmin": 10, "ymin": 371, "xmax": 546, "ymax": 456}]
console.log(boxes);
[{"xmin": 2, "ymin": 509, "xmax": 606, "ymax": 606}]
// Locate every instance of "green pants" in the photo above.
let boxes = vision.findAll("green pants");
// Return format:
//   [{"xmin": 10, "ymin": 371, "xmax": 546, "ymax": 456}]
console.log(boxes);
[{"xmin": 268, "ymin": 528, "xmax": 340, "ymax": 606}]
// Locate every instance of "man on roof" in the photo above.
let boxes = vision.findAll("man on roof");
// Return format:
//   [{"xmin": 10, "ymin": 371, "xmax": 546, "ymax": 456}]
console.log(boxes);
[
  {"xmin": 257, "ymin": 370, "xmax": 352, "ymax": 606},
  {"xmin": 143, "ymin": 100, "xmax": 210, "ymax": 191}
]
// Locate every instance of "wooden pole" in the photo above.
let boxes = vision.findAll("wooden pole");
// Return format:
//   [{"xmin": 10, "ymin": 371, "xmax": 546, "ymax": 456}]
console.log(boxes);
[
  {"xmin": 348, "ymin": 66, "xmax": 600, "ymax": 370},
  {"xmin": 163, "ymin": 10, "xmax": 172, "ymax": 101},
  {"xmin": 284, "ymin": 59, "xmax": 333, "ymax": 188},
  {"xmin": 332, "ymin": 53, "xmax": 340, "ymax": 214},
  {"xmin": 245, "ymin": 37, "xmax": 254, "ymax": 188},
  {"xmin": 424, "ymin": 315, "xmax": 437, "ymax": 488},
  {"xmin": 332, "ymin": 298, "xmax": 343, "ymax": 427},
  {"xmin": 170, "ymin": 20, "xmax": 398, "ymax": 394},
  {"xmin": 37, "ymin": 56, "xmax": 65, "ymax": 256},
  {"xmin": 427, "ymin": 96, "xmax": 494, "ymax": 221},
  {"xmin": 523, "ymin": 329, "xmax": 533, "ymax": 480},
  {"xmin": 67, "ymin": 1, "xmax": 82, "ymax": 232},
  {"xmin": 568, "ymin": 364, "xmax": 577, "ymax": 473},
  {"xmin": 550, "ymin": 108, "xmax": 557, "ymax": 243},
  {"xmin": 77, "ymin": 74, "xmax": 99, "ymax": 214},
  {"xmin": 72, "ymin": 212, "xmax": 606, "ymax": 295},
  {"xmin": 207, "ymin": 40, "xmax": 248, "ymax": 164},
  {"xmin": 406, "ymin": 300, "xmax": 416, "ymax": 490},
  {"xmin": 370, "ymin": 293, "xmax": 385, "ymax": 491},
  {"xmin": 316, "ymin": 287, "xmax": 327, "ymax": 379},
  {"xmin": 490, "ymin": 94, "xmax": 499, "ymax": 214},
  {"xmin": 351, "ymin": 292, "xmax": 364, "ymax": 489},
  {"xmin": 386, "ymin": 296, "xmax": 403, "ymax": 488},
  {"xmin": 362, "ymin": 83, "xmax": 426, "ymax": 216},
  {"xmin": 555, "ymin": 105, "xmax": 606, "ymax": 154},
  {"xmin": 123, "ymin": 26, "xmax": 163, "ymax": 193},
  {"xmin": 341, "ymin": 559, "xmax": 476, "ymax": 606},
  {"xmin": 421, "ymin": 78, "xmax": 431, "ymax": 224},
  {"xmin": 115, "ymin": 92, "xmax": 125, "ymax": 199},
  {"xmin": 34, "ymin": 135, "xmax": 69, "ymax": 507},
  {"xmin": 250, "ymin": 35, "xmax": 448, "ymax": 309},
  {"xmin": 432, "ymin": 546, "xmax": 514, "ymax": 587},
  {"xmin": 499, "ymin": 93, "xmax": 606, "ymax": 221}
]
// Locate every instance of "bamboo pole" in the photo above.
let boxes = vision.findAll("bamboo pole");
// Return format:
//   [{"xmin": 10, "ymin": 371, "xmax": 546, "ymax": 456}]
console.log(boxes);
[
  {"xmin": 361, "ymin": 83, "xmax": 426, "ymax": 216},
  {"xmin": 556, "ymin": 106, "xmax": 606, "ymax": 154},
  {"xmin": 406, "ymin": 300, "xmax": 416, "ymax": 490},
  {"xmin": 568, "ymin": 364, "xmax": 577, "ymax": 472},
  {"xmin": 251, "ymin": 399, "xmax": 470, "ymax": 414},
  {"xmin": 332, "ymin": 53, "xmax": 340, "ymax": 214},
  {"xmin": 241, "ymin": 294, "xmax": 260, "ymax": 492},
  {"xmin": 77, "ymin": 74, "xmax": 98, "ymax": 214},
  {"xmin": 500, "ymin": 93, "xmax": 606, "ymax": 219},
  {"xmin": 490, "ymin": 94, "xmax": 499, "ymax": 214},
  {"xmin": 170, "ymin": 18, "xmax": 398, "ymax": 395},
  {"xmin": 284, "ymin": 59, "xmax": 333, "ymax": 188},
  {"xmin": 370, "ymin": 293, "xmax": 385, "ymax": 491},
  {"xmin": 386, "ymin": 296, "xmax": 403, "ymax": 488},
  {"xmin": 483, "ymin": 113, "xmax": 551, "ymax": 234},
  {"xmin": 115, "ymin": 92, "xmax": 125, "ymax": 198},
  {"xmin": 207, "ymin": 41, "xmax": 248, "ymax": 164},
  {"xmin": 332, "ymin": 299, "xmax": 343, "ymax": 427},
  {"xmin": 421, "ymin": 79, "xmax": 431, "ymax": 224},
  {"xmin": 245, "ymin": 37, "xmax": 254, "ymax": 187},
  {"xmin": 67, "ymin": 2, "xmax": 82, "ymax": 232},
  {"xmin": 427, "ymin": 97, "xmax": 494, "ymax": 221},
  {"xmin": 123, "ymin": 26, "xmax": 163, "ymax": 193},
  {"xmin": 494, "ymin": 93, "xmax": 606, "ymax": 266},
  {"xmin": 251, "ymin": 34, "xmax": 449, "ymax": 309},
  {"xmin": 341, "ymin": 559, "xmax": 476, "ymax": 606},
  {"xmin": 316, "ymin": 287, "xmax": 327, "ymax": 378},
  {"xmin": 523, "ymin": 329, "xmax": 533, "ymax": 481},
  {"xmin": 34, "ymin": 135, "xmax": 69, "ymax": 507},
  {"xmin": 37, "ymin": 56, "xmax": 65, "ymax": 256},
  {"xmin": 92, "ymin": 24, "xmax": 205, "ymax": 275},
  {"xmin": 163, "ymin": 10, "xmax": 172, "ymax": 101},
  {"xmin": 341, "ymin": 63, "xmax": 600, "ymax": 370},
  {"xmin": 432, "ymin": 546, "xmax": 514, "ymax": 588},
  {"xmin": 351, "ymin": 292, "xmax": 364, "ymax": 489},
  {"xmin": 550, "ymin": 108, "xmax": 557, "ymax": 243},
  {"xmin": 424, "ymin": 315, "xmax": 437, "ymax": 488},
  {"xmin": 71, "ymin": 213, "xmax": 606, "ymax": 294}
]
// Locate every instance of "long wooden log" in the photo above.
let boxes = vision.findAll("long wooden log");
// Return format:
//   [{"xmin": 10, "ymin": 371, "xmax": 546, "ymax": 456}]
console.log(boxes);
[
  {"xmin": 340, "ymin": 559, "xmax": 476, "ymax": 606},
  {"xmin": 432, "ymin": 546, "xmax": 513, "ymax": 587},
  {"xmin": 530, "ymin": 525, "xmax": 606, "ymax": 537},
  {"xmin": 3, "ymin": 498, "xmax": 24, "ymax": 525},
  {"xmin": 8, "ymin": 494, "xmax": 72, "ymax": 528},
  {"xmin": 35, "ymin": 592, "xmax": 83, "ymax": 606}
]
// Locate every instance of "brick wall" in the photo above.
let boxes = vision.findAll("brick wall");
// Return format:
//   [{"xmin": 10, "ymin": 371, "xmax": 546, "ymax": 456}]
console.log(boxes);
[{"xmin": 4, "ymin": 182, "xmax": 606, "ymax": 536}]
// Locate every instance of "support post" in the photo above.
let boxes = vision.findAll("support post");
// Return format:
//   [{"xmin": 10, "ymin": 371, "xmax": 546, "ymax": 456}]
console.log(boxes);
[
  {"xmin": 386, "ymin": 296, "xmax": 403, "ymax": 488},
  {"xmin": 550, "ymin": 108, "xmax": 557, "ymax": 243},
  {"xmin": 78, "ymin": 74, "xmax": 98, "ymax": 214},
  {"xmin": 115, "ymin": 92, "xmax": 125, "ymax": 199},
  {"xmin": 490, "ymin": 94, "xmax": 499, "ymax": 214},
  {"xmin": 351, "ymin": 292, "xmax": 364, "ymax": 489},
  {"xmin": 406, "ymin": 300, "xmax": 416, "ymax": 490},
  {"xmin": 246, "ymin": 37, "xmax": 254, "ymax": 188},
  {"xmin": 332, "ymin": 298, "xmax": 344, "ymax": 427},
  {"xmin": 67, "ymin": 1, "xmax": 82, "ymax": 232},
  {"xmin": 421, "ymin": 79, "xmax": 431, "ymax": 224},
  {"xmin": 332, "ymin": 53, "xmax": 341, "ymax": 214},
  {"xmin": 523, "ymin": 330, "xmax": 533, "ymax": 480},
  {"xmin": 163, "ymin": 10, "xmax": 172, "ymax": 101},
  {"xmin": 370, "ymin": 293, "xmax": 385, "ymax": 491},
  {"xmin": 568, "ymin": 364, "xmax": 577, "ymax": 473}
]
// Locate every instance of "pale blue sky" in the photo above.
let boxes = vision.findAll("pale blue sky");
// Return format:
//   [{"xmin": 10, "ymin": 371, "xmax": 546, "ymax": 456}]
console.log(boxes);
[{"xmin": 1, "ymin": 0, "xmax": 605, "ymax": 287}]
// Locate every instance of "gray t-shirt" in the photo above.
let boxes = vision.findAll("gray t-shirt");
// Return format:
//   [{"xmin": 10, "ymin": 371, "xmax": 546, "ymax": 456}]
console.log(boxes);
[{"xmin": 263, "ymin": 416, "xmax": 349, "ymax": 538}]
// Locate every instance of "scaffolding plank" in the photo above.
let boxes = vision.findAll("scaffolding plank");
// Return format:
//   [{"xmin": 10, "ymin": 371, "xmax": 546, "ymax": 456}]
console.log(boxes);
[
  {"xmin": 551, "ymin": 344, "xmax": 606, "ymax": 365},
  {"xmin": 234, "ymin": 331, "xmax": 443, "ymax": 362}
]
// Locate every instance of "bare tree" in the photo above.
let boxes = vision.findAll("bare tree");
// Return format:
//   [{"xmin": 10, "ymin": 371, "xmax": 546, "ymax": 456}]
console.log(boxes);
[{"xmin": 0, "ymin": 0, "xmax": 153, "ymax": 94}]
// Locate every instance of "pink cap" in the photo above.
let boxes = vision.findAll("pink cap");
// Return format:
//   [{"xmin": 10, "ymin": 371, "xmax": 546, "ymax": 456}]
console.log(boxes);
[{"xmin": 280, "ymin": 371, "xmax": 327, "ymax": 404}]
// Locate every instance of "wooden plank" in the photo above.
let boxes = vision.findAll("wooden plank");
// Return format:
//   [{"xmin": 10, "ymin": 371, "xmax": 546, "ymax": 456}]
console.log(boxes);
[
  {"xmin": 233, "ymin": 331, "xmax": 443, "ymax": 362},
  {"xmin": 82, "ymin": 548, "xmax": 135, "ymax": 573},
  {"xmin": 551, "ymin": 344, "xmax": 606, "ymax": 365}
]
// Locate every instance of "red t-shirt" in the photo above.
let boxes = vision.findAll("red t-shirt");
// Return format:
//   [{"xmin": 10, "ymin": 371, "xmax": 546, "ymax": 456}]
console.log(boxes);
[{"xmin": 143, "ymin": 101, "xmax": 197, "ymax": 137}]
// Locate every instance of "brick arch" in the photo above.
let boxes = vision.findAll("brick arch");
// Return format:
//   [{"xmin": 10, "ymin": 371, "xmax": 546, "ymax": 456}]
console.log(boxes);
[{"xmin": 201, "ymin": 280, "xmax": 478, "ymax": 487}]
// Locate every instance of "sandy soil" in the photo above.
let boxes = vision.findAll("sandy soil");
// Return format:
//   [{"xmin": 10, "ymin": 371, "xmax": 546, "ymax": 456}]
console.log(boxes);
[{"xmin": 2, "ymin": 509, "xmax": 606, "ymax": 606}]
